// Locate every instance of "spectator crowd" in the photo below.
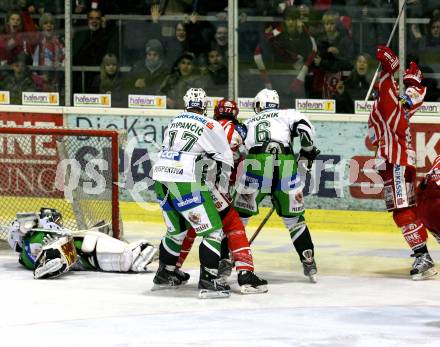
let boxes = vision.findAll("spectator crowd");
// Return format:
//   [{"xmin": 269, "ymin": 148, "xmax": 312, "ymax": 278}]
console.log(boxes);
[{"xmin": 0, "ymin": 0, "xmax": 439, "ymax": 110}]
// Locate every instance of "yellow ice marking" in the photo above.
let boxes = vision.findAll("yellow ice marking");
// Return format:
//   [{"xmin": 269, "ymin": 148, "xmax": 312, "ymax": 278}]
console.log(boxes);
[{"xmin": 120, "ymin": 202, "xmax": 398, "ymax": 233}]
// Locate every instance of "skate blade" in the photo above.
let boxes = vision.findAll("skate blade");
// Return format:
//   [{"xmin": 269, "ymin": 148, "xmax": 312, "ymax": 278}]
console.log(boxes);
[
  {"xmin": 151, "ymin": 283, "xmax": 182, "ymax": 291},
  {"xmin": 412, "ymin": 268, "xmax": 438, "ymax": 281},
  {"xmin": 240, "ymin": 284, "xmax": 268, "ymax": 294},
  {"xmin": 308, "ymin": 275, "xmax": 317, "ymax": 283},
  {"xmin": 198, "ymin": 289, "xmax": 230, "ymax": 299}
]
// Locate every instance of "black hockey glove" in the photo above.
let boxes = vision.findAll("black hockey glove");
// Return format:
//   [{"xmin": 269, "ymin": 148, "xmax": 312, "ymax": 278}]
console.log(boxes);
[{"xmin": 299, "ymin": 146, "xmax": 320, "ymax": 171}]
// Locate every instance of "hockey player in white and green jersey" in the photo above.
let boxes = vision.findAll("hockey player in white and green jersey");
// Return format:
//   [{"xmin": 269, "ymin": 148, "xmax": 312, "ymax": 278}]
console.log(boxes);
[
  {"xmin": 152, "ymin": 87, "xmax": 234, "ymax": 297},
  {"xmin": 234, "ymin": 88, "xmax": 320, "ymax": 282}
]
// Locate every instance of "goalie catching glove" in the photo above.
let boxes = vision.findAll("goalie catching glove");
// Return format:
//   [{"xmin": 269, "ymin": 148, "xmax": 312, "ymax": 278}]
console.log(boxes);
[{"xmin": 34, "ymin": 235, "xmax": 78, "ymax": 279}]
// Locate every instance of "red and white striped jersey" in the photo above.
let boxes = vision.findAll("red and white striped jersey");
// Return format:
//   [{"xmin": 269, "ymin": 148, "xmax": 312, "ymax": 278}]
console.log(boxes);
[
  {"xmin": 218, "ymin": 119, "xmax": 243, "ymax": 159},
  {"xmin": 426, "ymin": 155, "xmax": 440, "ymax": 187},
  {"xmin": 368, "ymin": 71, "xmax": 421, "ymax": 167}
]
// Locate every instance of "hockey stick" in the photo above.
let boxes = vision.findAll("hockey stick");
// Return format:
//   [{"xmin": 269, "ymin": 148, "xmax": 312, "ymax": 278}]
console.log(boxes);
[
  {"xmin": 364, "ymin": 0, "xmax": 407, "ymax": 102},
  {"xmin": 249, "ymin": 207, "xmax": 275, "ymax": 245}
]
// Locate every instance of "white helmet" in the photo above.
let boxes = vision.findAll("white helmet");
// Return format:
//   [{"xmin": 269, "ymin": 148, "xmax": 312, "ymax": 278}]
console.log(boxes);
[
  {"xmin": 183, "ymin": 88, "xmax": 207, "ymax": 112},
  {"xmin": 254, "ymin": 88, "xmax": 279, "ymax": 113}
]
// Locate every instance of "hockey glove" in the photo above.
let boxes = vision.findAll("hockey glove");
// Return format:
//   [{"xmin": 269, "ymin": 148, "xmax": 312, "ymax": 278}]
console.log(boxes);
[
  {"xmin": 299, "ymin": 147, "xmax": 321, "ymax": 171},
  {"xmin": 376, "ymin": 45, "xmax": 399, "ymax": 74},
  {"xmin": 235, "ymin": 122, "xmax": 248, "ymax": 142}
]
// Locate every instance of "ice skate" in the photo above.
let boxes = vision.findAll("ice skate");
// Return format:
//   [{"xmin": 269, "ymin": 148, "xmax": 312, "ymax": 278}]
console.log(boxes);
[
  {"xmin": 174, "ymin": 267, "xmax": 190, "ymax": 284},
  {"xmin": 302, "ymin": 249, "xmax": 317, "ymax": 283},
  {"xmin": 237, "ymin": 270, "xmax": 268, "ymax": 294},
  {"xmin": 410, "ymin": 252, "xmax": 438, "ymax": 281},
  {"xmin": 217, "ymin": 258, "xmax": 233, "ymax": 286},
  {"xmin": 152, "ymin": 263, "xmax": 182, "ymax": 290},
  {"xmin": 198, "ymin": 266, "xmax": 230, "ymax": 299}
]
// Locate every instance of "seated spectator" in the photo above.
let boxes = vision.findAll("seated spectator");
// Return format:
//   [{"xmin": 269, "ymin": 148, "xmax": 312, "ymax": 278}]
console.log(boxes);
[
  {"xmin": 0, "ymin": 52, "xmax": 36, "ymax": 104},
  {"xmin": 0, "ymin": 9, "xmax": 34, "ymax": 65},
  {"xmin": 32, "ymin": 13, "xmax": 64, "ymax": 67},
  {"xmin": 334, "ymin": 53, "xmax": 371, "ymax": 113},
  {"xmin": 203, "ymin": 47, "xmax": 228, "ymax": 97},
  {"xmin": 91, "ymin": 53, "xmax": 126, "ymax": 107},
  {"xmin": 253, "ymin": 7, "xmax": 317, "ymax": 106},
  {"xmin": 129, "ymin": 39, "xmax": 169, "ymax": 96},
  {"xmin": 160, "ymin": 52, "xmax": 207, "ymax": 109}
]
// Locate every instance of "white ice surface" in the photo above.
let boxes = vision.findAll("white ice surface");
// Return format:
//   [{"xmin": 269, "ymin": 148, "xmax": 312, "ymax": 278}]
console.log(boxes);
[
  {"xmin": 1, "ymin": 251, "xmax": 440, "ymax": 347},
  {"xmin": 2, "ymin": 223, "xmax": 440, "ymax": 347}
]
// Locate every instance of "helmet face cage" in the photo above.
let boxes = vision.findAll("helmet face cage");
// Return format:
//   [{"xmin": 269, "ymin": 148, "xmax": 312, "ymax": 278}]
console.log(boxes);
[
  {"xmin": 253, "ymin": 88, "xmax": 280, "ymax": 113},
  {"xmin": 39, "ymin": 208, "xmax": 63, "ymax": 226},
  {"xmin": 183, "ymin": 88, "xmax": 208, "ymax": 112},
  {"xmin": 214, "ymin": 99, "xmax": 239, "ymax": 120}
]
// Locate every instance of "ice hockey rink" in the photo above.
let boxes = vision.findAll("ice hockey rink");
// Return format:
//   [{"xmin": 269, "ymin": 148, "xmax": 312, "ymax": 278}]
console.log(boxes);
[{"xmin": 1, "ymin": 207, "xmax": 440, "ymax": 347}]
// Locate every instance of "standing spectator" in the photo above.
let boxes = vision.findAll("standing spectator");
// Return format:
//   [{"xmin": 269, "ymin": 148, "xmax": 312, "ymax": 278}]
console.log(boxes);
[
  {"xmin": 0, "ymin": 52, "xmax": 36, "ymax": 104},
  {"xmin": 424, "ymin": 15, "xmax": 440, "ymax": 50},
  {"xmin": 31, "ymin": 13, "xmax": 64, "ymax": 94},
  {"xmin": 164, "ymin": 22, "xmax": 191, "ymax": 67},
  {"xmin": 211, "ymin": 24, "xmax": 228, "ymax": 61},
  {"xmin": 91, "ymin": 53, "xmax": 126, "ymax": 107},
  {"xmin": 203, "ymin": 47, "xmax": 228, "ymax": 97},
  {"xmin": 309, "ymin": 10, "xmax": 353, "ymax": 99},
  {"xmin": 121, "ymin": 3, "xmax": 162, "ymax": 65},
  {"xmin": 0, "ymin": 9, "xmax": 34, "ymax": 65},
  {"xmin": 253, "ymin": 7, "xmax": 317, "ymax": 106},
  {"xmin": 160, "ymin": 53, "xmax": 207, "ymax": 109},
  {"xmin": 72, "ymin": 9, "xmax": 118, "ymax": 92},
  {"xmin": 32, "ymin": 13, "xmax": 64, "ymax": 67},
  {"xmin": 334, "ymin": 53, "xmax": 371, "ymax": 113},
  {"xmin": 129, "ymin": 39, "xmax": 169, "ymax": 96}
]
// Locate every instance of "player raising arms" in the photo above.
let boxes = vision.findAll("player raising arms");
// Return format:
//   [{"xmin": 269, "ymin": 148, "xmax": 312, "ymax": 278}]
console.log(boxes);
[
  {"xmin": 152, "ymin": 88, "xmax": 234, "ymax": 298},
  {"xmin": 8, "ymin": 208, "xmax": 157, "ymax": 279},
  {"xmin": 368, "ymin": 45, "xmax": 436, "ymax": 280},
  {"xmin": 234, "ymin": 88, "xmax": 320, "ymax": 282},
  {"xmin": 176, "ymin": 99, "xmax": 268, "ymax": 294}
]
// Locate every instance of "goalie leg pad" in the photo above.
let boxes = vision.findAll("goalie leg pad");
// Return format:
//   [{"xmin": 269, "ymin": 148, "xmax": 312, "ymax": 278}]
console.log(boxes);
[
  {"xmin": 82, "ymin": 231, "xmax": 135, "ymax": 272},
  {"xmin": 129, "ymin": 241, "xmax": 157, "ymax": 272}
]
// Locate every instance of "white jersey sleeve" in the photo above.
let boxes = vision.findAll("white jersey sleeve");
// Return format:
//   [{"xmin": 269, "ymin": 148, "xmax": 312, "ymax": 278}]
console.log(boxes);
[
  {"xmin": 244, "ymin": 109, "xmax": 315, "ymax": 150},
  {"xmin": 153, "ymin": 112, "xmax": 233, "ymax": 182}
]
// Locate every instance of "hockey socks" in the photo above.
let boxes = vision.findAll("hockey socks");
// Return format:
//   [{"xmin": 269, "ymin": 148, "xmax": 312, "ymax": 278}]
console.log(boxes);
[{"xmin": 393, "ymin": 208, "xmax": 428, "ymax": 252}]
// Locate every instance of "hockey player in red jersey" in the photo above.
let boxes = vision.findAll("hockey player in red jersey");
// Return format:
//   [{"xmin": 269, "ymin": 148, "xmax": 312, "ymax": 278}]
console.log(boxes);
[
  {"xmin": 176, "ymin": 99, "xmax": 268, "ymax": 294},
  {"xmin": 368, "ymin": 45, "xmax": 436, "ymax": 280},
  {"xmin": 417, "ymin": 155, "xmax": 440, "ymax": 244}
]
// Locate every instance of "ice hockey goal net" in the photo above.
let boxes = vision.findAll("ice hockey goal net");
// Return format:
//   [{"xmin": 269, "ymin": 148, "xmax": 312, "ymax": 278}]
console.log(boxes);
[{"xmin": 0, "ymin": 126, "xmax": 125, "ymax": 241}]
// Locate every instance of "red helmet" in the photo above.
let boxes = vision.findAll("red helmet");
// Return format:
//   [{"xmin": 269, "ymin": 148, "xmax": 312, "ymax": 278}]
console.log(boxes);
[
  {"xmin": 403, "ymin": 61, "xmax": 423, "ymax": 87},
  {"xmin": 214, "ymin": 99, "xmax": 239, "ymax": 120}
]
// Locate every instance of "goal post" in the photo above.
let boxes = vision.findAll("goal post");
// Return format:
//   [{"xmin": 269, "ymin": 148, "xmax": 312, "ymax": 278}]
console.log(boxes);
[{"xmin": 0, "ymin": 126, "xmax": 125, "ymax": 240}]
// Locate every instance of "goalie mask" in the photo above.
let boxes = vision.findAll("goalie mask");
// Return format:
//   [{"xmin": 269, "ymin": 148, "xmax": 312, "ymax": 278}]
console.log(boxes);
[
  {"xmin": 254, "ymin": 88, "xmax": 279, "ymax": 113},
  {"xmin": 214, "ymin": 99, "xmax": 239, "ymax": 121},
  {"xmin": 183, "ymin": 88, "xmax": 207, "ymax": 113},
  {"xmin": 39, "ymin": 208, "xmax": 62, "ymax": 226}
]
